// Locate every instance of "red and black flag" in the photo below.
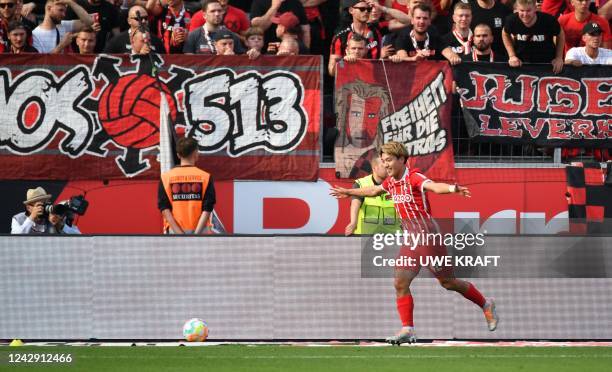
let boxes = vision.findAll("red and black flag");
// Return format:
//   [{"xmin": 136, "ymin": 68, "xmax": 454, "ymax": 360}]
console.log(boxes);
[{"xmin": 566, "ymin": 163, "xmax": 612, "ymax": 234}]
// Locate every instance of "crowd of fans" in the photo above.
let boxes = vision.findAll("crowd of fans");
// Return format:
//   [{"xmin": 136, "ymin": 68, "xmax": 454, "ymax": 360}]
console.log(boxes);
[
  {"xmin": 0, "ymin": 0, "xmax": 326, "ymax": 55},
  {"xmin": 0, "ymin": 0, "xmax": 609, "ymax": 60},
  {"xmin": 0, "ymin": 0, "xmax": 609, "ymax": 159}
]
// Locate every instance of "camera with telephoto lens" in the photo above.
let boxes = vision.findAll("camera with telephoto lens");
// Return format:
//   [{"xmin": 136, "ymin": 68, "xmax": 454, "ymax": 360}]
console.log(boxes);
[{"xmin": 42, "ymin": 195, "xmax": 89, "ymax": 217}]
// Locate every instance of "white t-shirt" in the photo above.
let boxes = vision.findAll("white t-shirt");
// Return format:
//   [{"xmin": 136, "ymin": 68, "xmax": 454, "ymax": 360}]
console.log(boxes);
[
  {"xmin": 32, "ymin": 20, "xmax": 76, "ymax": 53},
  {"xmin": 565, "ymin": 47, "xmax": 612, "ymax": 65}
]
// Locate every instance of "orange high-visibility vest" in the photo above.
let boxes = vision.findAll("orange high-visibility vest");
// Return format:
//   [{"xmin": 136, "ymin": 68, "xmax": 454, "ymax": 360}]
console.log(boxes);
[{"xmin": 161, "ymin": 166, "xmax": 211, "ymax": 233}]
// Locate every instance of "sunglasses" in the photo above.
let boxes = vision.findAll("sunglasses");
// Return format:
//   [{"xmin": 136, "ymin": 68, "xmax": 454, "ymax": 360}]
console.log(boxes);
[
  {"xmin": 0, "ymin": 3, "xmax": 16, "ymax": 8},
  {"xmin": 130, "ymin": 16, "xmax": 148, "ymax": 21},
  {"xmin": 352, "ymin": 6, "xmax": 372, "ymax": 12}
]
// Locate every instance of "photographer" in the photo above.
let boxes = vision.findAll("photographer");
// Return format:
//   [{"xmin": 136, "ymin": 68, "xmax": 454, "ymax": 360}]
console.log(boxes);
[{"xmin": 11, "ymin": 187, "xmax": 81, "ymax": 234}]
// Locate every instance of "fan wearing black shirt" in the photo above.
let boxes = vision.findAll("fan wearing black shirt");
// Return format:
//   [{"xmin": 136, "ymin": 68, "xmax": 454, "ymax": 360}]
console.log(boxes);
[
  {"xmin": 66, "ymin": 0, "xmax": 120, "ymax": 52},
  {"xmin": 502, "ymin": 0, "xmax": 565, "ymax": 73},
  {"xmin": 468, "ymin": 0, "xmax": 511, "ymax": 60},
  {"xmin": 250, "ymin": 0, "xmax": 310, "ymax": 50},
  {"xmin": 442, "ymin": 1, "xmax": 473, "ymax": 56},
  {"xmin": 104, "ymin": 5, "xmax": 166, "ymax": 53},
  {"xmin": 2, "ymin": 20, "xmax": 38, "ymax": 53},
  {"xmin": 461, "ymin": 23, "xmax": 496, "ymax": 61},
  {"xmin": 391, "ymin": 3, "xmax": 461, "ymax": 65}
]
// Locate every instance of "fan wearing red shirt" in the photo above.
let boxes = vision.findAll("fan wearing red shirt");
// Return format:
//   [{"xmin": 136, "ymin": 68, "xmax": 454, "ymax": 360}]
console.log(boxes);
[
  {"xmin": 330, "ymin": 141, "xmax": 499, "ymax": 345},
  {"xmin": 189, "ymin": 0, "xmax": 249, "ymax": 35},
  {"xmin": 541, "ymin": 0, "xmax": 573, "ymax": 17},
  {"xmin": 559, "ymin": 0, "xmax": 611, "ymax": 52}
]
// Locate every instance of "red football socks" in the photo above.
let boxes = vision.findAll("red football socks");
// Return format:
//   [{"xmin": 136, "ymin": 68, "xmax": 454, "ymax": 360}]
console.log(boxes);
[
  {"xmin": 462, "ymin": 283, "xmax": 486, "ymax": 308},
  {"xmin": 396, "ymin": 295, "xmax": 414, "ymax": 327}
]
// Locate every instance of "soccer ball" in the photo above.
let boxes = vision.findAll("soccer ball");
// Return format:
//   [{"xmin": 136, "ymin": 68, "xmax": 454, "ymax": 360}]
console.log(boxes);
[{"xmin": 182, "ymin": 318, "xmax": 209, "ymax": 342}]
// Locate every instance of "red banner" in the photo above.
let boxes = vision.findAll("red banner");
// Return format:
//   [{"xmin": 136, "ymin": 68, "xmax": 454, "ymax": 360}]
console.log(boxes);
[
  {"xmin": 334, "ymin": 60, "xmax": 456, "ymax": 181},
  {"xmin": 0, "ymin": 167, "xmax": 568, "ymax": 234},
  {"xmin": 0, "ymin": 54, "xmax": 321, "ymax": 180}
]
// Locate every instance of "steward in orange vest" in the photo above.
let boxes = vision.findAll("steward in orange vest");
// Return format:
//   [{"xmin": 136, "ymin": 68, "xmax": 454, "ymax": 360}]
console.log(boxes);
[{"xmin": 157, "ymin": 137, "xmax": 216, "ymax": 234}]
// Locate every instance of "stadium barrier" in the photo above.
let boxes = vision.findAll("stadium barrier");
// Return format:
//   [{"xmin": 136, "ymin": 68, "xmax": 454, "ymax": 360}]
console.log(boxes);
[{"xmin": 1, "ymin": 235, "xmax": 611, "ymax": 340}]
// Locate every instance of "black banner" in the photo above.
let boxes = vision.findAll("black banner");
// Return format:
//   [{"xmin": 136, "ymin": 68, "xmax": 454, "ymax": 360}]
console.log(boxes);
[{"xmin": 454, "ymin": 63, "xmax": 611, "ymax": 148}]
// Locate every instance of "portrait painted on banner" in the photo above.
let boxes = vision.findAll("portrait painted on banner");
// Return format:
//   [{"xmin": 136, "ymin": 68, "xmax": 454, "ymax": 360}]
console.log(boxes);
[{"xmin": 334, "ymin": 79, "xmax": 391, "ymax": 179}]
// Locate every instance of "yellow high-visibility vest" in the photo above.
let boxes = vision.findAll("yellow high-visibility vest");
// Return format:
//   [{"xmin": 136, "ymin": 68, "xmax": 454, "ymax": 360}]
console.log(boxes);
[{"xmin": 354, "ymin": 175, "xmax": 401, "ymax": 234}]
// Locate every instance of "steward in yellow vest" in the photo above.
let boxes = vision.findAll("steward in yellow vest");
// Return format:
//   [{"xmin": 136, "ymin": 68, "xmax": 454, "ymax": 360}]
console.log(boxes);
[
  {"xmin": 158, "ymin": 137, "xmax": 216, "ymax": 234},
  {"xmin": 345, "ymin": 156, "xmax": 401, "ymax": 235}
]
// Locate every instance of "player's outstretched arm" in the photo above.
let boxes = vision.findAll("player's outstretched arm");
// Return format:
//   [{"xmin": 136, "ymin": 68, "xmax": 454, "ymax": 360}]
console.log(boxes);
[
  {"xmin": 424, "ymin": 182, "xmax": 471, "ymax": 197},
  {"xmin": 330, "ymin": 185, "xmax": 385, "ymax": 199}
]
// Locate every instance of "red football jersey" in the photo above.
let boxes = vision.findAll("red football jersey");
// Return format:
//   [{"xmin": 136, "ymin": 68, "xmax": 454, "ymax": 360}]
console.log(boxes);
[{"xmin": 381, "ymin": 167, "xmax": 433, "ymax": 232}]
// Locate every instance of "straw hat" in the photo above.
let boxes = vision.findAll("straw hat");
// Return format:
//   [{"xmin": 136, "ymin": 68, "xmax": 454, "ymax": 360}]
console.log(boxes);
[{"xmin": 23, "ymin": 187, "xmax": 52, "ymax": 205}]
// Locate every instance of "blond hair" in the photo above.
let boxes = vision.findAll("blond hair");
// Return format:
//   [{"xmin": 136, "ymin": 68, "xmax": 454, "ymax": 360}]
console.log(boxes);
[
  {"xmin": 453, "ymin": 1, "xmax": 472, "ymax": 13},
  {"xmin": 380, "ymin": 141, "xmax": 409, "ymax": 163},
  {"xmin": 515, "ymin": 0, "xmax": 536, "ymax": 7},
  {"xmin": 245, "ymin": 26, "xmax": 264, "ymax": 39}
]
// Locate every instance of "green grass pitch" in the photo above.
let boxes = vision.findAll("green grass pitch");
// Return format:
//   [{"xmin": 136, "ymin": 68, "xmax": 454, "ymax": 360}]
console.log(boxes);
[{"xmin": 2, "ymin": 346, "xmax": 611, "ymax": 372}]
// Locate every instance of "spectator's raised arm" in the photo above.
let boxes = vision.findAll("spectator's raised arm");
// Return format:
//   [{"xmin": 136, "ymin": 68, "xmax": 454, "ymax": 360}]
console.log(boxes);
[
  {"xmin": 65, "ymin": 0, "xmax": 93, "ymax": 31},
  {"xmin": 251, "ymin": 0, "xmax": 284, "ymax": 30}
]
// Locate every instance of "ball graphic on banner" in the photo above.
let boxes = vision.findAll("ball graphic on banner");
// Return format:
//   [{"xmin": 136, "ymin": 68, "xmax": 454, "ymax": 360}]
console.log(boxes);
[{"xmin": 98, "ymin": 74, "xmax": 177, "ymax": 149}]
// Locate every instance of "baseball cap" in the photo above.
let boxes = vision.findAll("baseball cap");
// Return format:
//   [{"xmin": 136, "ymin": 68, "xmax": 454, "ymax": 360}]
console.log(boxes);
[
  {"xmin": 582, "ymin": 22, "xmax": 603, "ymax": 35},
  {"xmin": 271, "ymin": 12, "xmax": 300, "ymax": 29},
  {"xmin": 213, "ymin": 31, "xmax": 234, "ymax": 42}
]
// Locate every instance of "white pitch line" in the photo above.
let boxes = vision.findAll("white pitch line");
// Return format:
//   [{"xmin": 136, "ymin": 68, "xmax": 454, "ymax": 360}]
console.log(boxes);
[
  {"xmin": 5, "ymin": 341, "xmax": 612, "ymax": 347},
  {"xmin": 69, "ymin": 354, "xmax": 612, "ymax": 360}
]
